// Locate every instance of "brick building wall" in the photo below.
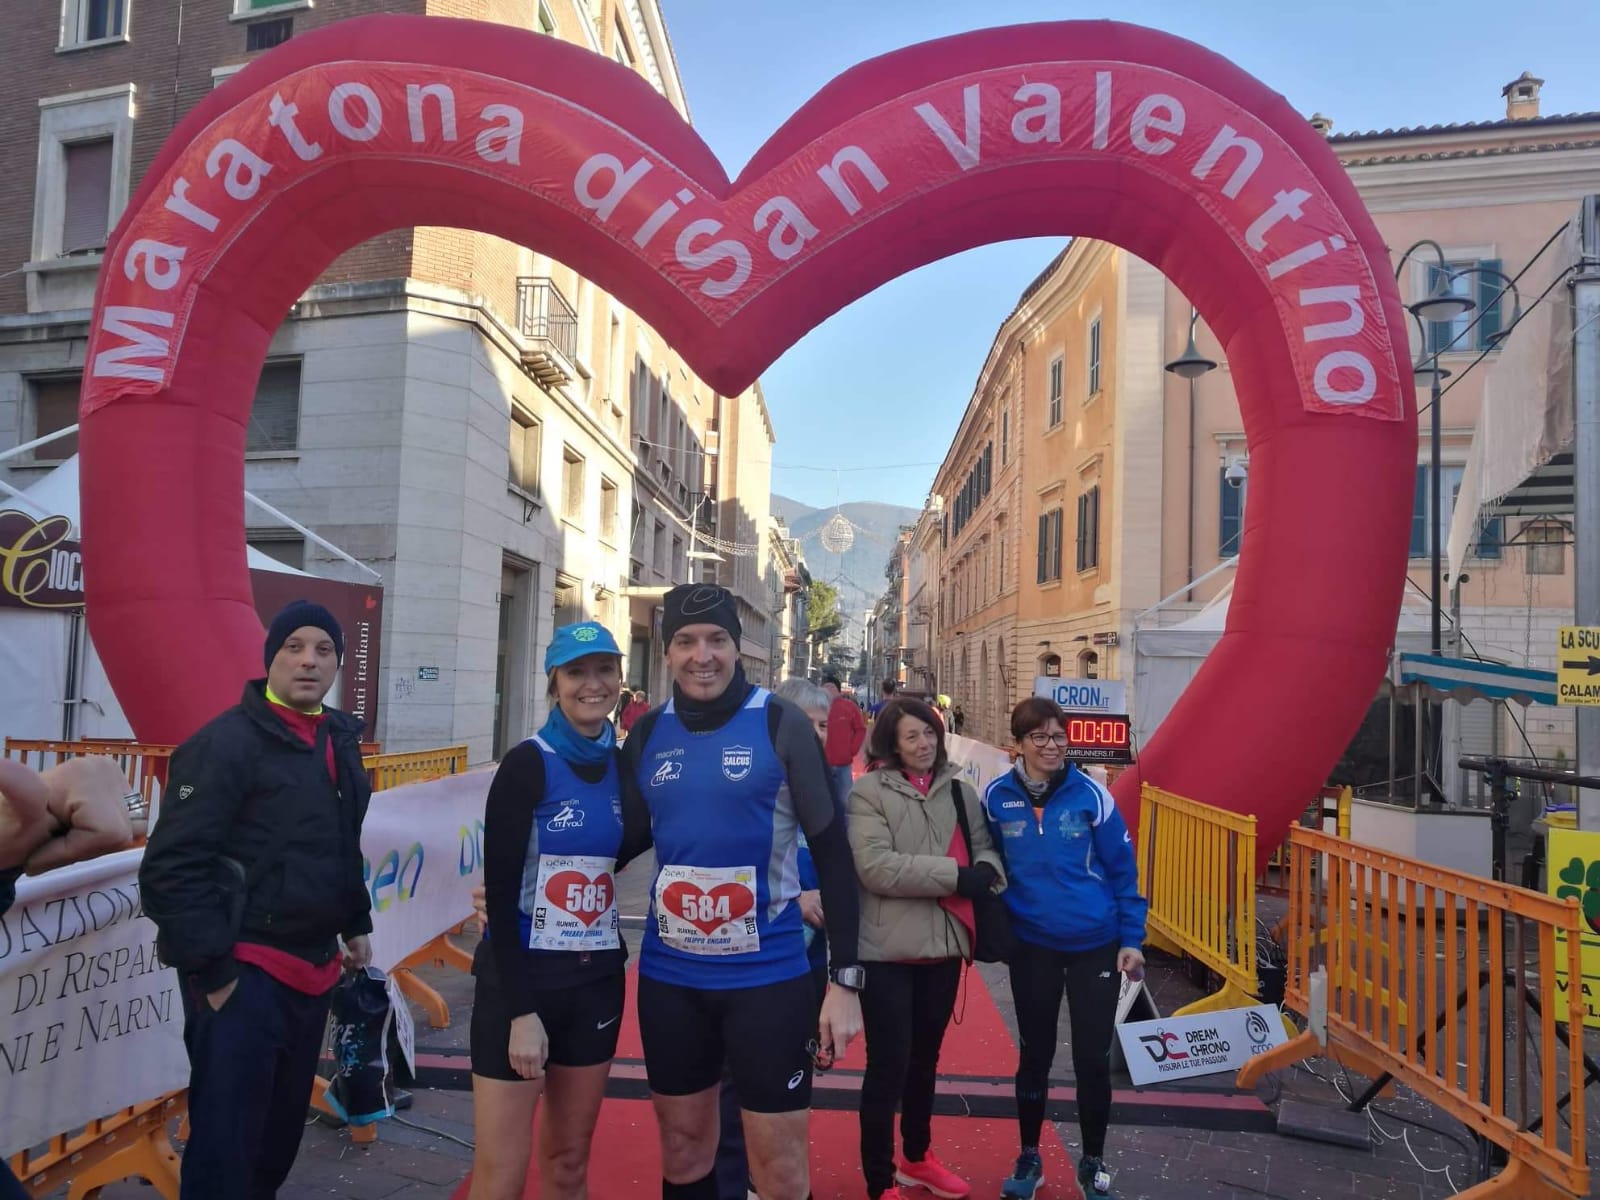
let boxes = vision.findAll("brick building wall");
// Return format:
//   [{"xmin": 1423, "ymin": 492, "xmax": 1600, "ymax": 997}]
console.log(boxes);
[{"xmin": 0, "ymin": 0, "xmax": 431, "ymax": 317}]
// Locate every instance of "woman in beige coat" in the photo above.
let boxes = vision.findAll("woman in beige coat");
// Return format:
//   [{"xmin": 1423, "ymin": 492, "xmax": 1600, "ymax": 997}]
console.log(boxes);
[{"xmin": 848, "ymin": 697, "xmax": 1006, "ymax": 1200}]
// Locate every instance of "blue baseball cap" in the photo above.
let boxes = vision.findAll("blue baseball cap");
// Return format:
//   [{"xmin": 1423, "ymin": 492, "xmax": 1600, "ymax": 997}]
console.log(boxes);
[{"xmin": 544, "ymin": 621, "xmax": 623, "ymax": 674}]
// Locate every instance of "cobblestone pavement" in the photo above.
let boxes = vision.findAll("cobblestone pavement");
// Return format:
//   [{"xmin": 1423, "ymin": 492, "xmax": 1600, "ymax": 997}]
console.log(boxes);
[{"xmin": 52, "ymin": 860, "xmax": 1599, "ymax": 1199}]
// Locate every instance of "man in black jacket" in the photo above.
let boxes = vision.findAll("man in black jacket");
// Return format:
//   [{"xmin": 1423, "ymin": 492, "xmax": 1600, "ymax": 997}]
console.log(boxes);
[{"xmin": 140, "ymin": 600, "xmax": 374, "ymax": 1199}]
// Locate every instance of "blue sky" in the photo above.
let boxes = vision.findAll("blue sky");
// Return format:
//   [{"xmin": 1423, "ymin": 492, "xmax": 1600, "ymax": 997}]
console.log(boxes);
[{"xmin": 659, "ymin": 0, "xmax": 1600, "ymax": 511}]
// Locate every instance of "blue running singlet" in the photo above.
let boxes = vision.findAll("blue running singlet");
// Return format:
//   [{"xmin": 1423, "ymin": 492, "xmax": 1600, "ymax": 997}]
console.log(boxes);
[{"xmin": 636, "ymin": 689, "xmax": 809, "ymax": 989}]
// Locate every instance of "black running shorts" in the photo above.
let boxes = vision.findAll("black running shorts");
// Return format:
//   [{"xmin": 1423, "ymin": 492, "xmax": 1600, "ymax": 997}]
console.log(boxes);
[
  {"xmin": 637, "ymin": 972, "xmax": 817, "ymax": 1113},
  {"xmin": 470, "ymin": 944, "xmax": 625, "ymax": 1080}
]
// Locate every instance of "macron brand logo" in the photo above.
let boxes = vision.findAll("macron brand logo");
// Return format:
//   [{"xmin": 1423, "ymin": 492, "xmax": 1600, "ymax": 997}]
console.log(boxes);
[
  {"xmin": 178, "ymin": 785, "xmax": 194, "ymax": 800},
  {"xmin": 652, "ymin": 760, "xmax": 682, "ymax": 787}
]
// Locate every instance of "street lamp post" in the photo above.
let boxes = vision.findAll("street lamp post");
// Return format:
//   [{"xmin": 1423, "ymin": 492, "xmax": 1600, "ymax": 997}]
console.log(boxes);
[
  {"xmin": 1393, "ymin": 240, "xmax": 1522, "ymax": 802},
  {"xmin": 1165, "ymin": 307, "xmax": 1220, "ymax": 603}
]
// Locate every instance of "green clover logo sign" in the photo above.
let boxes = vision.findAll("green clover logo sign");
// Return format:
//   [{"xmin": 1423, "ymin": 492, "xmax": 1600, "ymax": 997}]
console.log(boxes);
[{"xmin": 1555, "ymin": 856, "xmax": 1600, "ymax": 935}]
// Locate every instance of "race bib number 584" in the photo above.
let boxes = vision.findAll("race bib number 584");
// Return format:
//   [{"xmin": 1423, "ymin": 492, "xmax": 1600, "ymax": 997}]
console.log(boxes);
[{"xmin": 654, "ymin": 864, "xmax": 759, "ymax": 956}]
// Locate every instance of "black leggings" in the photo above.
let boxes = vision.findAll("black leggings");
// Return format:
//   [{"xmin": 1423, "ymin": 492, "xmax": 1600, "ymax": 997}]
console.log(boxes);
[
  {"xmin": 1009, "ymin": 938, "xmax": 1121, "ymax": 1157},
  {"xmin": 858, "ymin": 959, "xmax": 962, "ymax": 1198}
]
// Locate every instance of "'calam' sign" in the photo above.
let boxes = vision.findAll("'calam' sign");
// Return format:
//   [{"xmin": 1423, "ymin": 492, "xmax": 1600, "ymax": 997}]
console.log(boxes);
[{"xmin": 1034, "ymin": 677, "xmax": 1127, "ymax": 713}]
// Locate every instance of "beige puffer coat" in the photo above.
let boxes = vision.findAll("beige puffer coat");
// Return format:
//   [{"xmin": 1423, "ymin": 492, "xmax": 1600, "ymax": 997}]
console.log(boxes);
[{"xmin": 847, "ymin": 763, "xmax": 1006, "ymax": 964}]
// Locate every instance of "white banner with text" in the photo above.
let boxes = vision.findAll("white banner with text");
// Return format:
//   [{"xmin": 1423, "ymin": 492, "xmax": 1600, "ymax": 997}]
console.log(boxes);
[
  {"xmin": 0, "ymin": 766, "xmax": 490, "ymax": 1155},
  {"xmin": 1116, "ymin": 1005, "xmax": 1288, "ymax": 1087}
]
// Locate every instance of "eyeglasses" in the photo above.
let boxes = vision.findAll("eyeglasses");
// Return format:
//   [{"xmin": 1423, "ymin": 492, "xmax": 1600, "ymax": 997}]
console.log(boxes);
[
  {"xmin": 1024, "ymin": 732, "xmax": 1070, "ymax": 747},
  {"xmin": 805, "ymin": 1037, "xmax": 834, "ymax": 1073}
]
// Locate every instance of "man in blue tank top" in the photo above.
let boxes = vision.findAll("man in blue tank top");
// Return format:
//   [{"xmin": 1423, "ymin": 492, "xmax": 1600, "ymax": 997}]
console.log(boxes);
[{"xmin": 624, "ymin": 585, "xmax": 864, "ymax": 1200}]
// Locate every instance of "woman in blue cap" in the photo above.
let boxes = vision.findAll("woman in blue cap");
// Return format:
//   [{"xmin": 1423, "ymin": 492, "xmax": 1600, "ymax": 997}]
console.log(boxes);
[{"xmin": 469, "ymin": 620, "xmax": 633, "ymax": 1200}]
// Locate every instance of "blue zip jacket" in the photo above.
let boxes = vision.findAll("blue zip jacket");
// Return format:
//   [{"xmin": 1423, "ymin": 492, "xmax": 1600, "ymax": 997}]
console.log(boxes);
[{"xmin": 981, "ymin": 763, "xmax": 1147, "ymax": 953}]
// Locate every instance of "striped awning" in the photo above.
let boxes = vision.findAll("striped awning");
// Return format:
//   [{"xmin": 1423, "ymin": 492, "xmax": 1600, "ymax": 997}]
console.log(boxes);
[
  {"xmin": 1486, "ymin": 449, "xmax": 1574, "ymax": 518},
  {"xmin": 1397, "ymin": 653, "xmax": 1558, "ymax": 706}
]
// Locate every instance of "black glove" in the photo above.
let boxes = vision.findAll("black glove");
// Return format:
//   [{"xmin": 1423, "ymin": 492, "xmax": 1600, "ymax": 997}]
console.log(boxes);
[{"xmin": 955, "ymin": 863, "xmax": 999, "ymax": 899}]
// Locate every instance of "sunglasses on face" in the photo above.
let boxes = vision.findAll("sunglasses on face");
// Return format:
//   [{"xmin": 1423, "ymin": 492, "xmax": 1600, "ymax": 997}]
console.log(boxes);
[{"xmin": 1025, "ymin": 732, "xmax": 1070, "ymax": 747}]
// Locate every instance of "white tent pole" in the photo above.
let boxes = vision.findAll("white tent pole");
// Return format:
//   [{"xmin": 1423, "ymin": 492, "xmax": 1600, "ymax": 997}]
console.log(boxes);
[
  {"xmin": 0, "ymin": 423, "xmax": 79, "ymax": 465},
  {"xmin": 244, "ymin": 491, "xmax": 383, "ymax": 583},
  {"xmin": 1133, "ymin": 556, "xmax": 1239, "ymax": 629}
]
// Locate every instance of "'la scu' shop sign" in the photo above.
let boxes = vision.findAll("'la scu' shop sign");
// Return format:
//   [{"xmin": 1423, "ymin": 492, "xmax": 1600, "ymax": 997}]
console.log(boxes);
[{"xmin": 0, "ymin": 510, "xmax": 83, "ymax": 611}]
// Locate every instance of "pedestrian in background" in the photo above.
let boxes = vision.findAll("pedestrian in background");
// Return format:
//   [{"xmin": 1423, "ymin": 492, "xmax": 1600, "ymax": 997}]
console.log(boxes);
[
  {"xmin": 141, "ymin": 600, "xmax": 374, "ymax": 1200},
  {"xmin": 822, "ymin": 674, "xmax": 866, "ymax": 808},
  {"xmin": 982, "ymin": 698, "xmax": 1147, "ymax": 1200}
]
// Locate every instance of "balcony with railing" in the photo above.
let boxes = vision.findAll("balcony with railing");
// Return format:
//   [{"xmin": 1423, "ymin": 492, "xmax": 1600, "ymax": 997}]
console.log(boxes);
[{"xmin": 516, "ymin": 276, "xmax": 579, "ymax": 388}]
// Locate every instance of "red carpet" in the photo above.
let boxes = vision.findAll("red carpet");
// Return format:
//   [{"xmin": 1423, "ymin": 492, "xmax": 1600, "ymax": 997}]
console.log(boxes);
[
  {"xmin": 449, "ymin": 1101, "xmax": 1079, "ymax": 1199},
  {"xmin": 452, "ymin": 965, "xmax": 1082, "ymax": 1198}
]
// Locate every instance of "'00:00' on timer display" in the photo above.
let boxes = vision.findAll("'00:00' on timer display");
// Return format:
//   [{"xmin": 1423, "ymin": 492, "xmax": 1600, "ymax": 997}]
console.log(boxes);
[{"xmin": 1060, "ymin": 714, "xmax": 1134, "ymax": 765}]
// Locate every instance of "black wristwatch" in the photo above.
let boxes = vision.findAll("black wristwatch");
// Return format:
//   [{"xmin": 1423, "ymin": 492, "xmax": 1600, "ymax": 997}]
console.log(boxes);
[{"xmin": 829, "ymin": 964, "xmax": 866, "ymax": 992}]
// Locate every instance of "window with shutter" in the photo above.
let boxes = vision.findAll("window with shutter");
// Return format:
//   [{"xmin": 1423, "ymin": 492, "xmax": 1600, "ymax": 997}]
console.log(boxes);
[
  {"xmin": 1047, "ymin": 357, "xmax": 1064, "ymax": 428},
  {"xmin": 1425, "ymin": 259, "xmax": 1504, "ymax": 354},
  {"xmin": 1036, "ymin": 512, "xmax": 1048, "ymax": 583},
  {"xmin": 61, "ymin": 139, "xmax": 113, "ymax": 255},
  {"xmin": 247, "ymin": 360, "xmax": 301, "ymax": 452},
  {"xmin": 1076, "ymin": 486, "xmax": 1101, "ymax": 571},
  {"xmin": 26, "ymin": 375, "xmax": 82, "ymax": 461},
  {"xmin": 562, "ymin": 447, "xmax": 586, "ymax": 524},
  {"xmin": 1088, "ymin": 319, "xmax": 1102, "ymax": 395},
  {"xmin": 600, "ymin": 477, "xmax": 619, "ymax": 541},
  {"xmin": 509, "ymin": 407, "xmax": 542, "ymax": 493},
  {"xmin": 1219, "ymin": 468, "xmax": 1244, "ymax": 555}
]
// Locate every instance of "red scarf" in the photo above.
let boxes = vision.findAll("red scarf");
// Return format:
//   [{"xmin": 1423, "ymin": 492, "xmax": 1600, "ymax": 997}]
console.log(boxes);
[{"xmin": 938, "ymin": 800, "xmax": 976, "ymax": 950}]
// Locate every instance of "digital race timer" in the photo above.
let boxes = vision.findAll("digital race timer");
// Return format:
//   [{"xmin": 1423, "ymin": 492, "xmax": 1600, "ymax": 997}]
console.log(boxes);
[{"xmin": 1061, "ymin": 714, "xmax": 1135, "ymax": 764}]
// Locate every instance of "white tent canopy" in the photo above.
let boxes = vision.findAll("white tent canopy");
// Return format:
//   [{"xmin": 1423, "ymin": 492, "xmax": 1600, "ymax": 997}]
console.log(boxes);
[
  {"xmin": 1, "ymin": 456, "xmax": 309, "ymax": 742},
  {"xmin": 1132, "ymin": 590, "xmax": 1435, "ymax": 753}
]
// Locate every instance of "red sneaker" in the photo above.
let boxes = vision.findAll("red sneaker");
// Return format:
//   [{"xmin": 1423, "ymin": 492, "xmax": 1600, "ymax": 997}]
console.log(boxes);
[{"xmin": 896, "ymin": 1151, "xmax": 970, "ymax": 1199}]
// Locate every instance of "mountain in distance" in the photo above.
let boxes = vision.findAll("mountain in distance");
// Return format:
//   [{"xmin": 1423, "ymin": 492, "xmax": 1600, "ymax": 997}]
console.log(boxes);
[{"xmin": 771, "ymin": 494, "xmax": 923, "ymax": 647}]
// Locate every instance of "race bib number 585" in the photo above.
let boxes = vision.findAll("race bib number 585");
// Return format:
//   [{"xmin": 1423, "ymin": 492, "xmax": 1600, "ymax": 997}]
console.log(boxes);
[
  {"xmin": 530, "ymin": 854, "xmax": 620, "ymax": 952},
  {"xmin": 654, "ymin": 864, "xmax": 759, "ymax": 956}
]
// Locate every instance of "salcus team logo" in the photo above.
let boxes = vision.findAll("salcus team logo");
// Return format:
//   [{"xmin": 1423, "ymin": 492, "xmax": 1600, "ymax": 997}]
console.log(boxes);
[
  {"xmin": 652, "ymin": 760, "xmax": 683, "ymax": 787},
  {"xmin": 722, "ymin": 745, "xmax": 753, "ymax": 782}
]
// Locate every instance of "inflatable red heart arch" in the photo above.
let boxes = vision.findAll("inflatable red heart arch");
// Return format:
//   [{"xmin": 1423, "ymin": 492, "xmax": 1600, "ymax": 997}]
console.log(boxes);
[{"xmin": 78, "ymin": 16, "xmax": 1414, "ymax": 863}]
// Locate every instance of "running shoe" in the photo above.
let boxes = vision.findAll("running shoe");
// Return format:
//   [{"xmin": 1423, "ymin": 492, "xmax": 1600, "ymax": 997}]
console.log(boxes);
[
  {"xmin": 1000, "ymin": 1148, "xmax": 1044, "ymax": 1198},
  {"xmin": 895, "ymin": 1151, "xmax": 970, "ymax": 1199},
  {"xmin": 1077, "ymin": 1154, "xmax": 1114, "ymax": 1197},
  {"xmin": 874, "ymin": 1190, "xmax": 907, "ymax": 1200}
]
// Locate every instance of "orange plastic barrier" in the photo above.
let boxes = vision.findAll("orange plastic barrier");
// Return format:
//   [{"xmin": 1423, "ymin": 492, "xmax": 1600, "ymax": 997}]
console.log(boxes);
[
  {"xmin": 7, "ymin": 1092, "xmax": 184, "ymax": 1200},
  {"xmin": 365, "ymin": 744, "xmax": 470, "ymax": 791},
  {"xmin": 1240, "ymin": 828, "xmax": 1589, "ymax": 1199},
  {"xmin": 3, "ymin": 738, "xmax": 173, "ymax": 829}
]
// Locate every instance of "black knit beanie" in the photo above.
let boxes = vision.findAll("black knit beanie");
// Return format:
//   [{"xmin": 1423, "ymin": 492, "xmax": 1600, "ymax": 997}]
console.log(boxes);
[
  {"xmin": 661, "ymin": 584, "xmax": 742, "ymax": 646},
  {"xmin": 263, "ymin": 600, "xmax": 345, "ymax": 668}
]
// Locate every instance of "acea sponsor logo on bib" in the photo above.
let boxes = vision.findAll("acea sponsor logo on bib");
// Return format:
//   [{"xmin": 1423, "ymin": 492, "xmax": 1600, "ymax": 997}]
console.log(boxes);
[{"xmin": 722, "ymin": 745, "xmax": 753, "ymax": 782}]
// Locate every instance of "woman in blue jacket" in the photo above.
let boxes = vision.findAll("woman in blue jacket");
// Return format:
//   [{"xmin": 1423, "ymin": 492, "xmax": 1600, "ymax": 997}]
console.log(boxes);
[{"xmin": 981, "ymin": 698, "xmax": 1148, "ymax": 1200}]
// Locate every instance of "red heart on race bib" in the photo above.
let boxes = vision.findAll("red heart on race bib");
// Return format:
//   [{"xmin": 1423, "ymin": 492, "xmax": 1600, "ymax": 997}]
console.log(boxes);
[
  {"xmin": 661, "ymin": 881, "xmax": 755, "ymax": 937},
  {"xmin": 545, "ymin": 870, "xmax": 615, "ymax": 928}
]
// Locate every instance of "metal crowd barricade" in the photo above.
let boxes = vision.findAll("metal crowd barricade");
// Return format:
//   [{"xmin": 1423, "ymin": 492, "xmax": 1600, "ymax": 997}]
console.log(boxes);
[
  {"xmin": 364, "ymin": 744, "xmax": 469, "ymax": 791},
  {"xmin": 5, "ymin": 741, "xmax": 477, "ymax": 1196},
  {"xmin": 3, "ymin": 738, "xmax": 174, "ymax": 832},
  {"xmin": 1240, "ymin": 828, "xmax": 1589, "ymax": 1199},
  {"xmin": 1136, "ymin": 783, "xmax": 1260, "ymax": 1014}
]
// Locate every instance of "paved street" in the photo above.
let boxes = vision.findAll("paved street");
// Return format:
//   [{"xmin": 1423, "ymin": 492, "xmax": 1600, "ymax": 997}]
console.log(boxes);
[{"xmin": 52, "ymin": 870, "xmax": 1530, "ymax": 1200}]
